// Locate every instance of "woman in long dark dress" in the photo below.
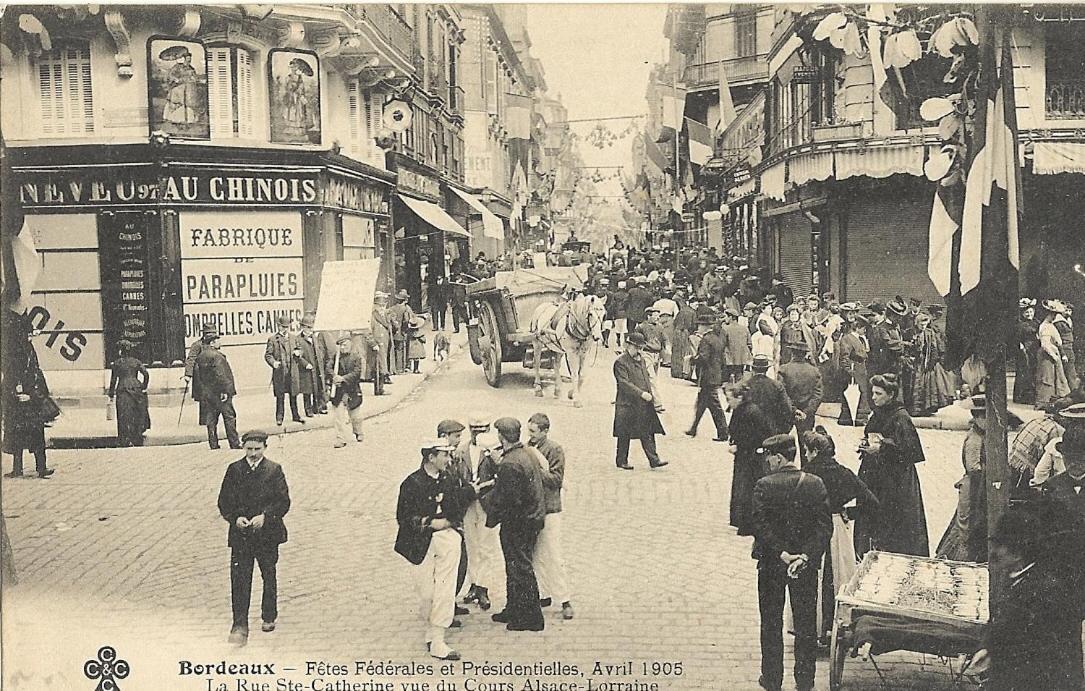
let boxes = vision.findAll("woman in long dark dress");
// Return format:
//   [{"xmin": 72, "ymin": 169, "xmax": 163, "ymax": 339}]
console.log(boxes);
[
  {"xmin": 909, "ymin": 311, "xmax": 954, "ymax": 416},
  {"xmin": 108, "ymin": 341, "xmax": 151, "ymax": 447},
  {"xmin": 1013, "ymin": 300, "xmax": 1039, "ymax": 405},
  {"xmin": 935, "ymin": 397, "xmax": 988, "ymax": 562},
  {"xmin": 725, "ymin": 383, "xmax": 774, "ymax": 535},
  {"xmin": 854, "ymin": 373, "xmax": 929, "ymax": 558},
  {"xmin": 670, "ymin": 294, "xmax": 695, "ymax": 380},
  {"xmin": 2, "ymin": 319, "xmax": 57, "ymax": 478}
]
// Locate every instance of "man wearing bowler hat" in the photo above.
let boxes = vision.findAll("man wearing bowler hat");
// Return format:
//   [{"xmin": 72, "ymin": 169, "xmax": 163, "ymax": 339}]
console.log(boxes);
[
  {"xmin": 686, "ymin": 312, "xmax": 728, "ymax": 440},
  {"xmin": 744, "ymin": 355, "xmax": 796, "ymax": 436},
  {"xmin": 217, "ymin": 429, "xmax": 291, "ymax": 647},
  {"xmin": 194, "ymin": 334, "xmax": 241, "ymax": 450},
  {"xmin": 265, "ymin": 314, "xmax": 306, "ymax": 426},
  {"xmin": 613, "ymin": 332, "xmax": 668, "ymax": 470},
  {"xmin": 184, "ymin": 322, "xmax": 220, "ymax": 423},
  {"xmin": 297, "ymin": 314, "xmax": 325, "ymax": 416}
]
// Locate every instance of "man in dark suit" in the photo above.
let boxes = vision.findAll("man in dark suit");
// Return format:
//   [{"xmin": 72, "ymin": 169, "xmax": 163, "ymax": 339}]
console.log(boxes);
[
  {"xmin": 686, "ymin": 313, "xmax": 728, "ymax": 440},
  {"xmin": 327, "ymin": 336, "xmax": 364, "ymax": 447},
  {"xmin": 297, "ymin": 314, "xmax": 325, "ymax": 416},
  {"xmin": 194, "ymin": 335, "xmax": 241, "ymax": 450},
  {"xmin": 480, "ymin": 417, "xmax": 547, "ymax": 632},
  {"xmin": 395, "ymin": 439, "xmax": 479, "ymax": 661},
  {"xmin": 751, "ymin": 434, "xmax": 832, "ymax": 691},
  {"xmin": 612, "ymin": 332, "xmax": 668, "ymax": 470},
  {"xmin": 777, "ymin": 358, "xmax": 824, "ymax": 465},
  {"xmin": 743, "ymin": 355, "xmax": 796, "ymax": 435},
  {"xmin": 624, "ymin": 277, "xmax": 654, "ymax": 334},
  {"xmin": 866, "ymin": 302, "xmax": 904, "ymax": 377},
  {"xmin": 184, "ymin": 322, "xmax": 218, "ymax": 422},
  {"xmin": 367, "ymin": 292, "xmax": 394, "ymax": 395},
  {"xmin": 265, "ymin": 314, "xmax": 306, "ymax": 426},
  {"xmin": 217, "ymin": 430, "xmax": 291, "ymax": 647}
]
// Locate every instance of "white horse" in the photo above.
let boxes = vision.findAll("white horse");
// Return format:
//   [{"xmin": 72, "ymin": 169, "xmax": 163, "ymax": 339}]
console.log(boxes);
[{"xmin": 529, "ymin": 292, "xmax": 606, "ymax": 407}]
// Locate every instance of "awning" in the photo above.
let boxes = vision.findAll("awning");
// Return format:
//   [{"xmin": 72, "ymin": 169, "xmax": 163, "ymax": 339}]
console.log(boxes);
[
  {"xmin": 449, "ymin": 187, "xmax": 504, "ymax": 239},
  {"xmin": 834, "ymin": 143, "xmax": 925, "ymax": 180},
  {"xmin": 398, "ymin": 195, "xmax": 470, "ymax": 238},
  {"xmin": 760, "ymin": 161, "xmax": 787, "ymax": 202},
  {"xmin": 1033, "ymin": 141, "xmax": 1085, "ymax": 175}
]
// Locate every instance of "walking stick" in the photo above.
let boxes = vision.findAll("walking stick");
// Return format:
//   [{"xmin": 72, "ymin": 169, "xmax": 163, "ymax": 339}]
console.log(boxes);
[
  {"xmin": 177, "ymin": 378, "xmax": 190, "ymax": 426},
  {"xmin": 331, "ymin": 349, "xmax": 341, "ymax": 398}
]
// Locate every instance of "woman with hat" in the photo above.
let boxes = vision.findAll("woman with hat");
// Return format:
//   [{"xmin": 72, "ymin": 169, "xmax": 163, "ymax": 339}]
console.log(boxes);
[
  {"xmin": 936, "ymin": 396, "xmax": 990, "ymax": 562},
  {"xmin": 670, "ymin": 292, "xmax": 696, "ymax": 380},
  {"xmin": 854, "ymin": 373, "xmax": 929, "ymax": 558},
  {"xmin": 908, "ymin": 310, "xmax": 954, "ymax": 416},
  {"xmin": 725, "ymin": 382, "xmax": 774, "ymax": 535},
  {"xmin": 3, "ymin": 315, "xmax": 58, "ymax": 478},
  {"xmin": 108, "ymin": 339, "xmax": 151, "ymax": 447},
  {"xmin": 1035, "ymin": 300, "xmax": 1071, "ymax": 407},
  {"xmin": 1014, "ymin": 298, "xmax": 1040, "ymax": 405},
  {"xmin": 405, "ymin": 315, "xmax": 429, "ymax": 374}
]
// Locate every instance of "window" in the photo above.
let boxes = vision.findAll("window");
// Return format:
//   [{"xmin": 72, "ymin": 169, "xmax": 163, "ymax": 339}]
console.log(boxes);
[
  {"xmin": 1045, "ymin": 23, "xmax": 1085, "ymax": 119},
  {"xmin": 207, "ymin": 46, "xmax": 256, "ymax": 139},
  {"xmin": 484, "ymin": 47, "xmax": 497, "ymax": 114},
  {"xmin": 735, "ymin": 10, "xmax": 757, "ymax": 59},
  {"xmin": 36, "ymin": 42, "xmax": 94, "ymax": 136},
  {"xmin": 347, "ymin": 81, "xmax": 381, "ymax": 161}
]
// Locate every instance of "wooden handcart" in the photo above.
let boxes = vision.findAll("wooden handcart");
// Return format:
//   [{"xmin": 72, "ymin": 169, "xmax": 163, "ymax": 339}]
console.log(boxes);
[{"xmin": 830, "ymin": 551, "xmax": 988, "ymax": 690}]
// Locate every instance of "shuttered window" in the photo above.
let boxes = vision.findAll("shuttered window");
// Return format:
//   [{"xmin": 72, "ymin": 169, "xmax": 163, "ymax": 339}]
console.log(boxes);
[
  {"xmin": 36, "ymin": 43, "xmax": 94, "ymax": 136},
  {"xmin": 347, "ymin": 80, "xmax": 382, "ymax": 162},
  {"xmin": 347, "ymin": 80, "xmax": 361, "ymax": 141},
  {"xmin": 207, "ymin": 46, "xmax": 256, "ymax": 139},
  {"xmin": 484, "ymin": 47, "xmax": 497, "ymax": 115}
]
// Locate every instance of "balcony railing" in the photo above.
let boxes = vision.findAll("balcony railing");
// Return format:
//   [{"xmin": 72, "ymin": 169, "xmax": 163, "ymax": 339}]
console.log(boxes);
[
  {"xmin": 347, "ymin": 5, "xmax": 413, "ymax": 59},
  {"xmin": 1046, "ymin": 79, "xmax": 1085, "ymax": 120},
  {"xmin": 685, "ymin": 56, "xmax": 769, "ymax": 89}
]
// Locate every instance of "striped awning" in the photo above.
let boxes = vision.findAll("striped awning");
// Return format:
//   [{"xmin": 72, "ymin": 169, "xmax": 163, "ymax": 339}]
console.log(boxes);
[
  {"xmin": 448, "ymin": 187, "xmax": 504, "ymax": 239},
  {"xmin": 1033, "ymin": 141, "xmax": 1085, "ymax": 175}
]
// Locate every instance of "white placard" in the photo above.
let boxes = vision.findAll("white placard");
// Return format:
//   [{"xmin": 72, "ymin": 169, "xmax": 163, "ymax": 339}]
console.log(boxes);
[
  {"xmin": 313, "ymin": 259, "xmax": 381, "ymax": 332},
  {"xmin": 180, "ymin": 210, "xmax": 303, "ymax": 259},
  {"xmin": 181, "ymin": 257, "xmax": 304, "ymax": 304}
]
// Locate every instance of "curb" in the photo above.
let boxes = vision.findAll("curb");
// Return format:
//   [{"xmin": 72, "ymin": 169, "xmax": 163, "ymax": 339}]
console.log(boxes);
[{"xmin": 49, "ymin": 341, "xmax": 462, "ymax": 449}]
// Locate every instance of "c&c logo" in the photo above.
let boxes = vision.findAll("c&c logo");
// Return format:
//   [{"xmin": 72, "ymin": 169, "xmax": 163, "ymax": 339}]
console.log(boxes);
[{"xmin": 84, "ymin": 646, "xmax": 130, "ymax": 691}]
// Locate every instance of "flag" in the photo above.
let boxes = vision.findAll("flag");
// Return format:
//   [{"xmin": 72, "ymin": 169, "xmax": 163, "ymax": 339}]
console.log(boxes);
[
  {"xmin": 662, "ymin": 82, "xmax": 686, "ymax": 130},
  {"xmin": 644, "ymin": 134, "xmax": 672, "ymax": 174},
  {"xmin": 506, "ymin": 93, "xmax": 533, "ymax": 140},
  {"xmin": 943, "ymin": 9, "xmax": 1021, "ymax": 366},
  {"xmin": 11, "ymin": 223, "xmax": 40, "ymax": 313},
  {"xmin": 927, "ymin": 183, "xmax": 960, "ymax": 297},
  {"xmin": 715, "ymin": 59, "xmax": 736, "ymax": 135},
  {"xmin": 686, "ymin": 117, "xmax": 713, "ymax": 166}
]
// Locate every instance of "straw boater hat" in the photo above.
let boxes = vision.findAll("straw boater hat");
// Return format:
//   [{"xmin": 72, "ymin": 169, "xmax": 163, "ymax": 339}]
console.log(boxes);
[
  {"xmin": 468, "ymin": 413, "xmax": 492, "ymax": 431},
  {"xmin": 887, "ymin": 297, "xmax": 908, "ymax": 317},
  {"xmin": 751, "ymin": 354, "xmax": 772, "ymax": 372},
  {"xmin": 839, "ymin": 302, "xmax": 860, "ymax": 313},
  {"xmin": 408, "ymin": 315, "xmax": 427, "ymax": 330},
  {"xmin": 1042, "ymin": 299, "xmax": 1068, "ymax": 315},
  {"xmin": 1019, "ymin": 297, "xmax": 1037, "ymax": 309}
]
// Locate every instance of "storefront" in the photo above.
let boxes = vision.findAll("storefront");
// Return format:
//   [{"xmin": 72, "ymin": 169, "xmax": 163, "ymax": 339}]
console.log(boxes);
[
  {"xmin": 388, "ymin": 152, "xmax": 469, "ymax": 311},
  {"xmin": 446, "ymin": 185, "xmax": 504, "ymax": 265},
  {"xmin": 9, "ymin": 143, "xmax": 394, "ymax": 396}
]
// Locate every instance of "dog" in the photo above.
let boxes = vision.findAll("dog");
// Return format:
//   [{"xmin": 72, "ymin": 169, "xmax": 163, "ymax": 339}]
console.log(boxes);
[{"xmin": 433, "ymin": 330, "xmax": 451, "ymax": 362}]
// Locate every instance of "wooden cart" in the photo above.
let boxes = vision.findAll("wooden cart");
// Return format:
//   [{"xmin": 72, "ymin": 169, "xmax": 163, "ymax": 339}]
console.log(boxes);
[
  {"xmin": 465, "ymin": 265, "xmax": 589, "ymax": 387},
  {"xmin": 830, "ymin": 551, "xmax": 988, "ymax": 690}
]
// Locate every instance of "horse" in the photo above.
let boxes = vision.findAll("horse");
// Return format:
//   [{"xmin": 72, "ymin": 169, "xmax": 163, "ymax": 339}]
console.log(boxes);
[{"xmin": 529, "ymin": 292, "xmax": 606, "ymax": 407}]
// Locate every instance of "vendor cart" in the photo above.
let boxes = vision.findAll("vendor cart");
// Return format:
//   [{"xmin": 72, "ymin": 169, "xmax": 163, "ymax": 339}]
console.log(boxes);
[
  {"xmin": 830, "ymin": 551, "xmax": 988, "ymax": 690},
  {"xmin": 465, "ymin": 265, "xmax": 589, "ymax": 387}
]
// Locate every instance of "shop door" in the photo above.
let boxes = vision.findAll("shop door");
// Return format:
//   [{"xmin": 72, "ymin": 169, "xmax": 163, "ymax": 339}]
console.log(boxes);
[{"xmin": 778, "ymin": 212, "xmax": 813, "ymax": 299}]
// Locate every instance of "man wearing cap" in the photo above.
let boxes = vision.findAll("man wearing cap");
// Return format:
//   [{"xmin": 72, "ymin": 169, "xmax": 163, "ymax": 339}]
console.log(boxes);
[
  {"xmin": 744, "ymin": 355, "xmax": 796, "ymax": 436},
  {"xmin": 527, "ymin": 412, "xmax": 575, "ymax": 620},
  {"xmin": 327, "ymin": 336, "xmax": 364, "ymax": 447},
  {"xmin": 686, "ymin": 313, "xmax": 728, "ymax": 440},
  {"xmin": 297, "ymin": 314, "xmax": 325, "ymax": 417},
  {"xmin": 217, "ymin": 429, "xmax": 291, "ymax": 646},
  {"xmin": 453, "ymin": 415, "xmax": 500, "ymax": 611},
  {"xmin": 184, "ymin": 322, "xmax": 219, "ymax": 424},
  {"xmin": 613, "ymin": 332, "xmax": 668, "ymax": 470},
  {"xmin": 750, "ymin": 434, "xmax": 831, "ymax": 691},
  {"xmin": 395, "ymin": 439, "xmax": 481, "ymax": 660},
  {"xmin": 480, "ymin": 417, "xmax": 547, "ymax": 631},
  {"xmin": 194, "ymin": 334, "xmax": 242, "ymax": 450},
  {"xmin": 265, "ymin": 315, "xmax": 306, "ymax": 426},
  {"xmin": 389, "ymin": 289, "xmax": 414, "ymax": 374}
]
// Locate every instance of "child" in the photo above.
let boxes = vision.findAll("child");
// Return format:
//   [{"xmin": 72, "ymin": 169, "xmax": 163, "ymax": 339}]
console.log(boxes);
[{"xmin": 406, "ymin": 316, "xmax": 428, "ymax": 373}]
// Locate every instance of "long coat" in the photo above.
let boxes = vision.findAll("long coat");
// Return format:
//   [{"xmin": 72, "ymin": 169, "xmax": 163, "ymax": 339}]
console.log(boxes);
[
  {"xmin": 194, "ymin": 347, "xmax": 236, "ymax": 401},
  {"xmin": 296, "ymin": 332, "xmax": 325, "ymax": 396},
  {"xmin": 777, "ymin": 361, "xmax": 824, "ymax": 421},
  {"xmin": 2, "ymin": 343, "xmax": 52, "ymax": 453},
  {"xmin": 368, "ymin": 308, "xmax": 394, "ymax": 377},
  {"xmin": 670, "ymin": 305, "xmax": 696, "ymax": 379},
  {"xmin": 728, "ymin": 400, "xmax": 774, "ymax": 535},
  {"xmin": 265, "ymin": 331, "xmax": 307, "ymax": 396},
  {"xmin": 217, "ymin": 457, "xmax": 291, "ymax": 550},
  {"xmin": 742, "ymin": 373, "xmax": 794, "ymax": 435},
  {"xmin": 693, "ymin": 330, "xmax": 725, "ymax": 388},
  {"xmin": 613, "ymin": 351, "xmax": 665, "ymax": 439},
  {"xmin": 722, "ymin": 321, "xmax": 752, "ymax": 367},
  {"xmin": 855, "ymin": 402, "xmax": 929, "ymax": 558}
]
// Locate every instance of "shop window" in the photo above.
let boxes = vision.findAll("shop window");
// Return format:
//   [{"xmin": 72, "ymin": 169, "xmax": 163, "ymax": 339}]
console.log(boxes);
[
  {"xmin": 35, "ymin": 42, "xmax": 94, "ymax": 136},
  {"xmin": 735, "ymin": 9, "xmax": 757, "ymax": 59},
  {"xmin": 1045, "ymin": 23, "xmax": 1085, "ymax": 119},
  {"xmin": 207, "ymin": 46, "xmax": 256, "ymax": 139},
  {"xmin": 347, "ymin": 80, "xmax": 380, "ymax": 161}
]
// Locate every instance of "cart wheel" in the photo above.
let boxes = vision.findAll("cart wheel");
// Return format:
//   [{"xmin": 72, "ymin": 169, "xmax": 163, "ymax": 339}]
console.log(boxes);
[
  {"xmin": 478, "ymin": 302, "xmax": 502, "ymax": 387},
  {"xmin": 829, "ymin": 618, "xmax": 847, "ymax": 691}
]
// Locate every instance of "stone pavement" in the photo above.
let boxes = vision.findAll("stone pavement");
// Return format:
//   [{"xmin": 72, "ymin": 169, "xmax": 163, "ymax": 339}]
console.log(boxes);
[
  {"xmin": 1, "ymin": 342, "xmax": 995, "ymax": 690},
  {"xmin": 46, "ymin": 331, "xmax": 466, "ymax": 448}
]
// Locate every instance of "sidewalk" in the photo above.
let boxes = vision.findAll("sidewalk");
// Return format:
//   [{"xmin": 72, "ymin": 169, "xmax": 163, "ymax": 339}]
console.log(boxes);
[
  {"xmin": 48, "ymin": 331, "xmax": 467, "ymax": 449},
  {"xmin": 815, "ymin": 397, "xmax": 1042, "ymax": 431}
]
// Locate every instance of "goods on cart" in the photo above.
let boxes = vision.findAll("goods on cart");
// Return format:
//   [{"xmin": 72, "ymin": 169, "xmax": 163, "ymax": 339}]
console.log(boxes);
[{"xmin": 848, "ymin": 551, "xmax": 989, "ymax": 622}]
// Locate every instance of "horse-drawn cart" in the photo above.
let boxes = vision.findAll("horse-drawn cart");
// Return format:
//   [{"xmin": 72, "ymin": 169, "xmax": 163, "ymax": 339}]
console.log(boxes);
[
  {"xmin": 465, "ymin": 265, "xmax": 589, "ymax": 387},
  {"xmin": 829, "ymin": 551, "xmax": 988, "ymax": 690}
]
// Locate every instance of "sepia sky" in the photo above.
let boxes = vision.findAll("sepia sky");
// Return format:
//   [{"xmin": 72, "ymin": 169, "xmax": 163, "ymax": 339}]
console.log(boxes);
[{"xmin": 527, "ymin": 3, "xmax": 669, "ymax": 175}]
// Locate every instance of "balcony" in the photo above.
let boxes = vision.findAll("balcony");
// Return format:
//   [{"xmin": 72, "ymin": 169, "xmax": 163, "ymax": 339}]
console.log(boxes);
[
  {"xmin": 685, "ymin": 56, "xmax": 769, "ymax": 91},
  {"xmin": 347, "ymin": 4, "xmax": 413, "ymax": 60},
  {"xmin": 1046, "ymin": 79, "xmax": 1085, "ymax": 120}
]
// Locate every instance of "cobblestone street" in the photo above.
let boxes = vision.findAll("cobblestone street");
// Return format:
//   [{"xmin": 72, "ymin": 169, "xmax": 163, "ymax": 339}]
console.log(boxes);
[{"xmin": 1, "ymin": 345, "xmax": 976, "ymax": 691}]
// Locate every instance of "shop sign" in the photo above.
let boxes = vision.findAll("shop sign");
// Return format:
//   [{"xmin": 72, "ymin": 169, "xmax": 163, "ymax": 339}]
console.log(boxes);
[
  {"xmin": 99, "ymin": 212, "xmax": 156, "ymax": 362},
  {"xmin": 324, "ymin": 175, "xmax": 388, "ymax": 215},
  {"xmin": 179, "ymin": 211, "xmax": 305, "ymax": 347},
  {"xmin": 394, "ymin": 166, "xmax": 441, "ymax": 200},
  {"xmin": 17, "ymin": 168, "xmax": 320, "ymax": 209}
]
